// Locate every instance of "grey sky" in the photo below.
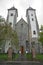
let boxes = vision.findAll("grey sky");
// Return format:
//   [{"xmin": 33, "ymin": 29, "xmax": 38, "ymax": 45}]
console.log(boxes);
[{"xmin": 0, "ymin": 0, "xmax": 43, "ymax": 27}]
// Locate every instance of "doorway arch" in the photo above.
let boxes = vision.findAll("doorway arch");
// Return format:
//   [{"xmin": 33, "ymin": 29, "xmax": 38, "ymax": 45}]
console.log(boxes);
[{"xmin": 20, "ymin": 46, "xmax": 24, "ymax": 54}]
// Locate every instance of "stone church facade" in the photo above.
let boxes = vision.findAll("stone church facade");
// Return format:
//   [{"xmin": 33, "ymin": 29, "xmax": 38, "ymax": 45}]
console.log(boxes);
[
  {"xmin": 16, "ymin": 18, "xmax": 28, "ymax": 52},
  {"xmin": 5, "ymin": 6, "xmax": 40, "ymax": 53}
]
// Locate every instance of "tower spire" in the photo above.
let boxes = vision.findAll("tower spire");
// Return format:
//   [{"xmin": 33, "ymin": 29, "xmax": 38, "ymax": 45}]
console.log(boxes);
[{"xmin": 29, "ymin": 0, "xmax": 31, "ymax": 7}]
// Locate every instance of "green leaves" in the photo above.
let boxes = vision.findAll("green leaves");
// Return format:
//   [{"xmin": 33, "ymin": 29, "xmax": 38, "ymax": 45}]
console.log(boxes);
[
  {"xmin": 39, "ymin": 32, "xmax": 43, "ymax": 46},
  {"xmin": 40, "ymin": 25, "xmax": 43, "ymax": 31},
  {"xmin": 0, "ymin": 16, "xmax": 5, "ymax": 22},
  {"xmin": 39, "ymin": 25, "xmax": 43, "ymax": 46},
  {"xmin": 0, "ymin": 21, "xmax": 19, "ymax": 48},
  {"xmin": 0, "ymin": 16, "xmax": 19, "ymax": 49},
  {"xmin": 11, "ymin": 31, "xmax": 19, "ymax": 49}
]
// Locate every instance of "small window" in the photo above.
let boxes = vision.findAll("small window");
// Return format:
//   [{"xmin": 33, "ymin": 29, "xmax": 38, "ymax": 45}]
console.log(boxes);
[
  {"xmin": 9, "ymin": 43, "xmax": 10, "ymax": 45},
  {"xmin": 26, "ymin": 40, "xmax": 29, "ymax": 47},
  {"xmin": 33, "ymin": 30, "xmax": 36, "ymax": 34},
  {"xmin": 9, "ymin": 22, "xmax": 12, "ymax": 25},
  {"xmin": 21, "ymin": 23, "xmax": 23, "ymax": 27},
  {"xmin": 32, "ymin": 18, "xmax": 34, "ymax": 21},
  {"xmin": 11, "ymin": 13, "xmax": 13, "ymax": 16},
  {"xmin": 31, "ymin": 14, "xmax": 33, "ymax": 16}
]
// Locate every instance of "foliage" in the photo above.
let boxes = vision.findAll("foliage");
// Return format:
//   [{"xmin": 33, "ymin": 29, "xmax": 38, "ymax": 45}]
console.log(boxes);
[
  {"xmin": 11, "ymin": 31, "xmax": 19, "ymax": 48},
  {"xmin": 12, "ymin": 53, "xmax": 19, "ymax": 60},
  {"xmin": 39, "ymin": 25, "xmax": 43, "ymax": 46},
  {"xmin": 40, "ymin": 25, "xmax": 43, "ymax": 31},
  {"xmin": 39, "ymin": 32, "xmax": 43, "ymax": 46},
  {"xmin": 0, "ymin": 21, "xmax": 19, "ymax": 49},
  {"xmin": 25, "ymin": 53, "xmax": 43, "ymax": 61},
  {"xmin": 0, "ymin": 53, "xmax": 19, "ymax": 61},
  {"xmin": 36, "ymin": 54, "xmax": 43, "ymax": 60},
  {"xmin": 25, "ymin": 53, "xmax": 32, "ymax": 60},
  {"xmin": 0, "ymin": 53, "xmax": 8, "ymax": 61},
  {"xmin": 0, "ymin": 16, "xmax": 5, "ymax": 22}
]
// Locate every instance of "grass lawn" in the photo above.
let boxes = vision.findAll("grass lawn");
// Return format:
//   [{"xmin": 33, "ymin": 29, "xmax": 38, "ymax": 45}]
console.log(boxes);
[
  {"xmin": 25, "ymin": 53, "xmax": 32, "ymax": 60},
  {"xmin": 0, "ymin": 53, "xmax": 19, "ymax": 61},
  {"xmin": 0, "ymin": 53, "xmax": 43, "ymax": 61},
  {"xmin": 36, "ymin": 54, "xmax": 43, "ymax": 61},
  {"xmin": 12, "ymin": 53, "xmax": 19, "ymax": 60},
  {"xmin": 0, "ymin": 53, "xmax": 8, "ymax": 61},
  {"xmin": 25, "ymin": 53, "xmax": 43, "ymax": 61}
]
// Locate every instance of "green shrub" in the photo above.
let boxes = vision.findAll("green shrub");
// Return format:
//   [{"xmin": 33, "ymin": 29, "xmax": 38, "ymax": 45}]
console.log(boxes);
[
  {"xmin": 12, "ymin": 53, "xmax": 19, "ymax": 60},
  {"xmin": 36, "ymin": 54, "xmax": 43, "ymax": 60},
  {"xmin": 0, "ymin": 53, "xmax": 8, "ymax": 61},
  {"xmin": 25, "ymin": 53, "xmax": 43, "ymax": 61},
  {"xmin": 25, "ymin": 53, "xmax": 32, "ymax": 60}
]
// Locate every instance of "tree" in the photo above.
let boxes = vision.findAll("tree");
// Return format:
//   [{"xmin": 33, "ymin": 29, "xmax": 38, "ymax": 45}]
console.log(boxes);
[
  {"xmin": 0, "ymin": 16, "xmax": 5, "ymax": 47},
  {"xmin": 40, "ymin": 25, "xmax": 43, "ymax": 31},
  {"xmin": 39, "ymin": 25, "xmax": 43, "ymax": 46},
  {"xmin": 4, "ymin": 22, "xmax": 19, "ymax": 49},
  {"xmin": 0, "ymin": 20, "xmax": 19, "ymax": 50},
  {"xmin": 0, "ymin": 16, "xmax": 5, "ymax": 22}
]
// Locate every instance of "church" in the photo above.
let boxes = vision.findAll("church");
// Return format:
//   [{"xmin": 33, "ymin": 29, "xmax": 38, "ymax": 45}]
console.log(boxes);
[{"xmin": 5, "ymin": 6, "xmax": 39, "ymax": 53}]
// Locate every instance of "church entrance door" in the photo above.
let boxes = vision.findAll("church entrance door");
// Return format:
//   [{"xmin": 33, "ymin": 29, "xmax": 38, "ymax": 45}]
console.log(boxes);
[{"xmin": 20, "ymin": 46, "xmax": 24, "ymax": 54}]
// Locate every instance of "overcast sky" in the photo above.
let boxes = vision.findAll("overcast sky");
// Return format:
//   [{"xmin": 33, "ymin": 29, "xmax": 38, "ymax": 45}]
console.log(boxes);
[{"xmin": 0, "ymin": 0, "xmax": 43, "ymax": 27}]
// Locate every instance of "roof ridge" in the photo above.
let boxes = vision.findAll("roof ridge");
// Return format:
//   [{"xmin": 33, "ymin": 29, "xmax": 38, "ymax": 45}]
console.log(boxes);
[
  {"xmin": 27, "ymin": 6, "xmax": 35, "ymax": 11},
  {"xmin": 8, "ymin": 6, "xmax": 17, "ymax": 10},
  {"xmin": 16, "ymin": 18, "xmax": 28, "ymax": 24}
]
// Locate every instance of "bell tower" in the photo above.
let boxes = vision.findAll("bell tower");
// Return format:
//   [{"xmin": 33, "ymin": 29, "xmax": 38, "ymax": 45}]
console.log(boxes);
[
  {"xmin": 7, "ymin": 6, "xmax": 18, "ymax": 30},
  {"xmin": 26, "ymin": 7, "xmax": 39, "ymax": 52}
]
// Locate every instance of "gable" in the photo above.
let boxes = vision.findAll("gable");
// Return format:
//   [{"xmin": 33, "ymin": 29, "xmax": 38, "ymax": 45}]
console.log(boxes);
[{"xmin": 16, "ymin": 18, "xmax": 28, "ymax": 25}]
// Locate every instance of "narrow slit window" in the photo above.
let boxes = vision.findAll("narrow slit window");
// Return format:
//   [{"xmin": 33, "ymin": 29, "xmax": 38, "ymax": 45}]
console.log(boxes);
[
  {"xmin": 32, "ymin": 18, "xmax": 34, "ymax": 21},
  {"xmin": 31, "ymin": 14, "xmax": 33, "ymax": 16}
]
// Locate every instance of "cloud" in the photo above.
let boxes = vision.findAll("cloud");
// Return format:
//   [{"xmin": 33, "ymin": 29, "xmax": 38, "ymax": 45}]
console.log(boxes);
[
  {"xmin": 0, "ymin": 0, "xmax": 43, "ymax": 27},
  {"xmin": 19, "ymin": 0, "xmax": 34, "ymax": 9}
]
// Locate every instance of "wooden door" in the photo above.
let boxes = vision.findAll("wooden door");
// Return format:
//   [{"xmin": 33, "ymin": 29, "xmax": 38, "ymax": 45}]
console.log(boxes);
[{"xmin": 21, "ymin": 46, "xmax": 24, "ymax": 54}]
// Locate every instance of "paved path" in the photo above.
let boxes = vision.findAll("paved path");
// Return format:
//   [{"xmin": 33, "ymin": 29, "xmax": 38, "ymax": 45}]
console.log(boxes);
[
  {"xmin": 15, "ymin": 54, "xmax": 27, "ymax": 61},
  {"xmin": 0, "ymin": 61, "xmax": 43, "ymax": 65}
]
